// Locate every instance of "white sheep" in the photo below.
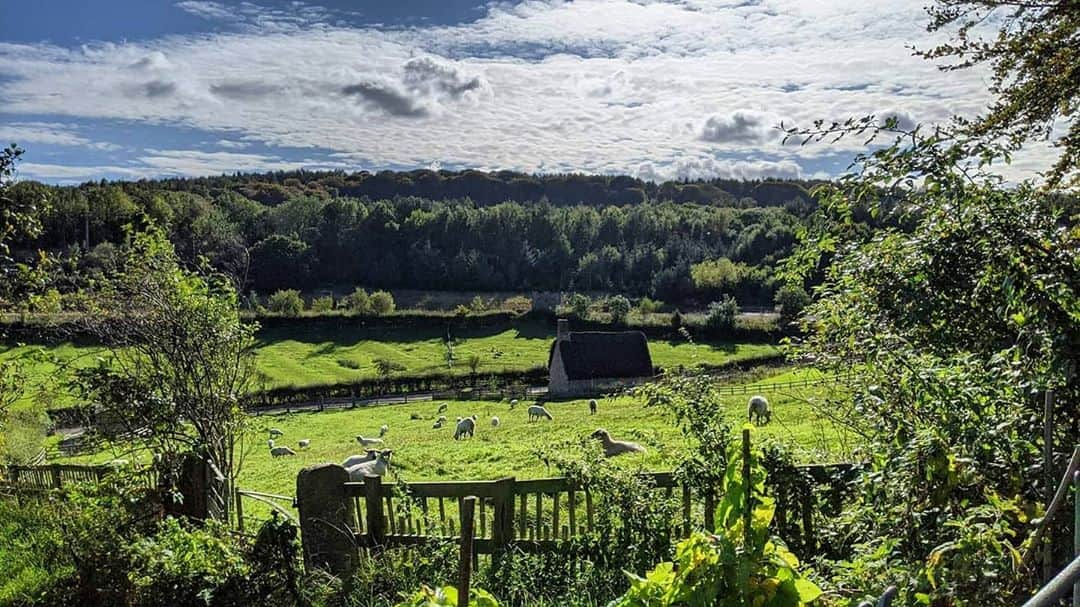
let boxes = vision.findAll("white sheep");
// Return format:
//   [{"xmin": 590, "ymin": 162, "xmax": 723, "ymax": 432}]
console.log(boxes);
[
  {"xmin": 432, "ymin": 419, "xmax": 444, "ymax": 429},
  {"xmin": 747, "ymin": 395, "xmax": 771, "ymax": 425},
  {"xmin": 437, "ymin": 415, "xmax": 447, "ymax": 423},
  {"xmin": 270, "ymin": 445, "xmax": 297, "ymax": 457},
  {"xmin": 590, "ymin": 428, "xmax": 645, "ymax": 457},
  {"xmin": 589, "ymin": 399, "xmax": 598, "ymax": 415},
  {"xmin": 346, "ymin": 450, "xmax": 393, "ymax": 480},
  {"xmin": 267, "ymin": 438, "xmax": 275, "ymax": 448},
  {"xmin": 454, "ymin": 416, "xmax": 477, "ymax": 440},
  {"xmin": 509, "ymin": 399, "xmax": 519, "ymax": 410},
  {"xmin": 298, "ymin": 439, "xmax": 310, "ymax": 449},
  {"xmin": 356, "ymin": 435, "xmax": 385, "ymax": 447},
  {"xmin": 527, "ymin": 405, "xmax": 553, "ymax": 422},
  {"xmin": 491, "ymin": 416, "xmax": 500, "ymax": 427},
  {"xmin": 379, "ymin": 424, "xmax": 389, "ymax": 437},
  {"xmin": 437, "ymin": 402, "xmax": 448, "ymax": 414},
  {"xmin": 342, "ymin": 450, "xmax": 378, "ymax": 468},
  {"xmin": 269, "ymin": 428, "xmax": 284, "ymax": 438}
]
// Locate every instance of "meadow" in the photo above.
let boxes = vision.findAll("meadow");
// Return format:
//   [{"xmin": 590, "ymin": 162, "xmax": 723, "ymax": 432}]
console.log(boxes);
[{"xmin": 1, "ymin": 320, "xmax": 779, "ymax": 408}]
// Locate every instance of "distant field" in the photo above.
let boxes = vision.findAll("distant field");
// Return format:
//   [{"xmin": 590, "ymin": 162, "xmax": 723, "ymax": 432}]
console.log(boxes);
[
  {"xmin": 56, "ymin": 367, "xmax": 855, "ymax": 505},
  {"xmin": 1, "ymin": 320, "xmax": 779, "ymax": 408}
]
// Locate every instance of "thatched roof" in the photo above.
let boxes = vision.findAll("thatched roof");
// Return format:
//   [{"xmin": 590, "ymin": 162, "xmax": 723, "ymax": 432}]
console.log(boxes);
[{"xmin": 548, "ymin": 331, "xmax": 653, "ymax": 380}]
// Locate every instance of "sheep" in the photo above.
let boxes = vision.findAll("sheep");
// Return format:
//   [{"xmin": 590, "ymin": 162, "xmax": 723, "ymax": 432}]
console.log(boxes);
[
  {"xmin": 491, "ymin": 416, "xmax": 500, "ymax": 427},
  {"xmin": 589, "ymin": 399, "xmax": 598, "ymax": 415},
  {"xmin": 589, "ymin": 428, "xmax": 645, "ymax": 457},
  {"xmin": 298, "ymin": 439, "xmax": 310, "ymax": 449},
  {"xmin": 267, "ymin": 438, "xmax": 275, "ymax": 448},
  {"xmin": 454, "ymin": 416, "xmax": 476, "ymax": 440},
  {"xmin": 270, "ymin": 445, "xmax": 297, "ymax": 457},
  {"xmin": 269, "ymin": 428, "xmax": 284, "ymax": 438},
  {"xmin": 342, "ymin": 450, "xmax": 378, "ymax": 468},
  {"xmin": 432, "ymin": 419, "xmax": 444, "ymax": 429},
  {"xmin": 379, "ymin": 424, "xmax": 389, "ymax": 437},
  {"xmin": 747, "ymin": 395, "xmax": 771, "ymax": 425},
  {"xmin": 509, "ymin": 399, "xmax": 519, "ymax": 410},
  {"xmin": 437, "ymin": 402, "xmax": 448, "ymax": 414},
  {"xmin": 356, "ymin": 435, "xmax": 385, "ymax": 447},
  {"xmin": 527, "ymin": 405, "xmax": 553, "ymax": 422},
  {"xmin": 346, "ymin": 450, "xmax": 393, "ymax": 480},
  {"xmin": 437, "ymin": 415, "xmax": 447, "ymax": 423}
]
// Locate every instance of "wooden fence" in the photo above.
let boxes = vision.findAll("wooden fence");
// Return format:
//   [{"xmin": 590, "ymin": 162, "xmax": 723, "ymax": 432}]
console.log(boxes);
[
  {"xmin": 713, "ymin": 371, "xmax": 859, "ymax": 395},
  {"xmin": 3, "ymin": 462, "xmax": 157, "ymax": 491}
]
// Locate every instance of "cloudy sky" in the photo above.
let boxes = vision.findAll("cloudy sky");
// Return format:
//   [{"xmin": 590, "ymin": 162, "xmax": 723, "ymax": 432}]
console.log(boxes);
[{"xmin": 0, "ymin": 0, "xmax": 1035, "ymax": 184}]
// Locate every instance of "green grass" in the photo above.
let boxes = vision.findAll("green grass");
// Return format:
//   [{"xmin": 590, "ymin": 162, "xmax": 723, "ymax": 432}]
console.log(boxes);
[
  {"xmin": 58, "ymin": 367, "xmax": 854, "ymax": 502},
  {"xmin": 2, "ymin": 320, "xmax": 779, "ymax": 408}
]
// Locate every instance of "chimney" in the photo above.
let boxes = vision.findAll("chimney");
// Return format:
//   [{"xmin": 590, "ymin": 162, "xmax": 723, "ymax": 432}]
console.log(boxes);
[{"xmin": 556, "ymin": 318, "xmax": 570, "ymax": 342}]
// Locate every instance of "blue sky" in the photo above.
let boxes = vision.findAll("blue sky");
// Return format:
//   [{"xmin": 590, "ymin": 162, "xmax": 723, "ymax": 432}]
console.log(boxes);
[{"xmin": 0, "ymin": 0, "xmax": 1026, "ymax": 184}]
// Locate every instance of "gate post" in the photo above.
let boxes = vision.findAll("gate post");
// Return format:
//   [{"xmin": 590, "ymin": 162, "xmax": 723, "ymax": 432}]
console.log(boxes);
[
  {"xmin": 296, "ymin": 464, "xmax": 357, "ymax": 576},
  {"xmin": 491, "ymin": 477, "xmax": 516, "ymax": 560}
]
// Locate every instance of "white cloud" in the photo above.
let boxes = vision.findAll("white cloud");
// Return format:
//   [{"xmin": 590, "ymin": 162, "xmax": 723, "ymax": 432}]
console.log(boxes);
[
  {"xmin": 0, "ymin": 122, "xmax": 121, "ymax": 151},
  {"xmin": 0, "ymin": 0, "xmax": 1053, "ymax": 181}
]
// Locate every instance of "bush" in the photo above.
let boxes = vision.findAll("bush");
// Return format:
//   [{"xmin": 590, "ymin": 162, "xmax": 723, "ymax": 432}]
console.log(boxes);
[
  {"xmin": 501, "ymin": 295, "xmax": 532, "ymax": 315},
  {"xmin": 345, "ymin": 287, "xmax": 371, "ymax": 313},
  {"xmin": 670, "ymin": 309, "xmax": 683, "ymax": 330},
  {"xmin": 28, "ymin": 289, "xmax": 62, "ymax": 314},
  {"xmin": 774, "ymin": 284, "xmax": 810, "ymax": 323},
  {"xmin": 1, "ymin": 405, "xmax": 47, "ymax": 465},
  {"xmin": 267, "ymin": 289, "xmax": 304, "ymax": 316},
  {"xmin": 369, "ymin": 290, "xmax": 396, "ymax": 315},
  {"xmin": 567, "ymin": 293, "xmax": 591, "ymax": 319},
  {"xmin": 704, "ymin": 295, "xmax": 738, "ymax": 330},
  {"xmin": 637, "ymin": 296, "xmax": 663, "ymax": 314},
  {"xmin": 310, "ymin": 295, "xmax": 335, "ymax": 313},
  {"xmin": 606, "ymin": 295, "xmax": 631, "ymax": 325}
]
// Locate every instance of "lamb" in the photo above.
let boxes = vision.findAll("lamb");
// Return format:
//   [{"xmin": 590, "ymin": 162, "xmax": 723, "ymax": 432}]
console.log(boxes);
[
  {"xmin": 454, "ymin": 416, "xmax": 477, "ymax": 440},
  {"xmin": 298, "ymin": 439, "xmax": 311, "ymax": 449},
  {"xmin": 747, "ymin": 395, "xmax": 771, "ymax": 425},
  {"xmin": 509, "ymin": 399, "xmax": 519, "ymax": 410},
  {"xmin": 589, "ymin": 399, "xmax": 598, "ymax": 415},
  {"xmin": 269, "ymin": 428, "xmax": 284, "ymax": 438},
  {"xmin": 527, "ymin": 405, "xmax": 553, "ymax": 422},
  {"xmin": 589, "ymin": 428, "xmax": 645, "ymax": 457},
  {"xmin": 437, "ymin": 402, "xmax": 448, "ymax": 414},
  {"xmin": 491, "ymin": 416, "xmax": 500, "ymax": 427},
  {"xmin": 270, "ymin": 445, "xmax": 297, "ymax": 457},
  {"xmin": 346, "ymin": 450, "xmax": 392, "ymax": 480},
  {"xmin": 379, "ymin": 424, "xmax": 389, "ymax": 437},
  {"xmin": 356, "ymin": 435, "xmax": 385, "ymax": 447},
  {"xmin": 342, "ymin": 450, "xmax": 378, "ymax": 468}
]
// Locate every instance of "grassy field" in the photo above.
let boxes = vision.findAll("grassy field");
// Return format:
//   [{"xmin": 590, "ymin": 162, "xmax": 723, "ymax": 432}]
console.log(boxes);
[
  {"xmin": 57, "ymin": 367, "xmax": 855, "ymax": 503},
  {"xmin": 1, "ymin": 320, "xmax": 779, "ymax": 408}
]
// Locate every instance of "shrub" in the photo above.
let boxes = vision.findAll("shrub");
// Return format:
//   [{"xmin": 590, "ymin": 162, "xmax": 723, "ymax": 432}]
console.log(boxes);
[
  {"xmin": 469, "ymin": 295, "xmax": 490, "ymax": 313},
  {"xmin": 501, "ymin": 296, "xmax": 533, "ymax": 315},
  {"xmin": 28, "ymin": 288, "xmax": 62, "ymax": 314},
  {"xmin": 370, "ymin": 290, "xmax": 396, "ymax": 315},
  {"xmin": 637, "ymin": 296, "xmax": 663, "ymax": 314},
  {"xmin": 267, "ymin": 289, "xmax": 304, "ymax": 316},
  {"xmin": 310, "ymin": 295, "xmax": 335, "ymax": 313},
  {"xmin": 1, "ymin": 405, "xmax": 47, "ymax": 465},
  {"xmin": 704, "ymin": 295, "xmax": 738, "ymax": 330},
  {"xmin": 567, "ymin": 293, "xmax": 591, "ymax": 319},
  {"xmin": 606, "ymin": 295, "xmax": 631, "ymax": 325},
  {"xmin": 345, "ymin": 288, "xmax": 371, "ymax": 314},
  {"xmin": 774, "ymin": 284, "xmax": 810, "ymax": 323},
  {"xmin": 396, "ymin": 586, "xmax": 500, "ymax": 607},
  {"xmin": 670, "ymin": 309, "xmax": 683, "ymax": 330}
]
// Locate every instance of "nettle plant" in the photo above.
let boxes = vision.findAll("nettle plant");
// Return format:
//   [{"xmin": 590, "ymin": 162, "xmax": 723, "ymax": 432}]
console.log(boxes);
[{"xmin": 610, "ymin": 432, "xmax": 822, "ymax": 607}]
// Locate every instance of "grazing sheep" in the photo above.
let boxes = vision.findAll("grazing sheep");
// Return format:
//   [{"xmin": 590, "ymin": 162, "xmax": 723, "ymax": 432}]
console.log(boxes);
[
  {"xmin": 589, "ymin": 399, "xmax": 598, "ymax": 415},
  {"xmin": 379, "ymin": 424, "xmax": 389, "ymax": 437},
  {"xmin": 509, "ymin": 399, "xmax": 519, "ymax": 410},
  {"xmin": 454, "ymin": 416, "xmax": 476, "ymax": 440},
  {"xmin": 269, "ymin": 428, "xmax": 284, "ymax": 438},
  {"xmin": 270, "ymin": 445, "xmax": 297, "ymax": 457},
  {"xmin": 342, "ymin": 450, "xmax": 378, "ymax": 468},
  {"xmin": 491, "ymin": 416, "xmax": 500, "ymax": 427},
  {"xmin": 590, "ymin": 428, "xmax": 645, "ymax": 457},
  {"xmin": 747, "ymin": 395, "xmax": 771, "ymax": 425},
  {"xmin": 432, "ymin": 419, "xmax": 444, "ymax": 429},
  {"xmin": 346, "ymin": 450, "xmax": 393, "ymax": 480},
  {"xmin": 437, "ymin": 402, "xmax": 448, "ymax": 414},
  {"xmin": 298, "ymin": 439, "xmax": 310, "ymax": 449},
  {"xmin": 527, "ymin": 405, "xmax": 553, "ymax": 422},
  {"xmin": 356, "ymin": 435, "xmax": 385, "ymax": 447},
  {"xmin": 437, "ymin": 415, "xmax": 447, "ymax": 423}
]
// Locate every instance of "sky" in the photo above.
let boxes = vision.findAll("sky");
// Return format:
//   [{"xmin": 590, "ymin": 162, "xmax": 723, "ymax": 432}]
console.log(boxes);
[{"xmin": 0, "ymin": 0, "xmax": 1054, "ymax": 184}]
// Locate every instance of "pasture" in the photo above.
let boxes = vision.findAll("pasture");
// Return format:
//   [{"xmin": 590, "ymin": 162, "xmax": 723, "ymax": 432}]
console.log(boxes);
[{"xmin": 1, "ymin": 320, "xmax": 779, "ymax": 409}]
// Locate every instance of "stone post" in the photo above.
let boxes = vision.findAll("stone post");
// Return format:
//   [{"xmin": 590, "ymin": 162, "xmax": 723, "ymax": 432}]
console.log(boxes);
[{"xmin": 296, "ymin": 464, "xmax": 357, "ymax": 576}]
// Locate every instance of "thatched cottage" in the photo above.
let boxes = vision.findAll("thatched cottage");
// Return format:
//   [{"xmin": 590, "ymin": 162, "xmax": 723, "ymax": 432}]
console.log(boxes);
[{"xmin": 547, "ymin": 319, "xmax": 654, "ymax": 397}]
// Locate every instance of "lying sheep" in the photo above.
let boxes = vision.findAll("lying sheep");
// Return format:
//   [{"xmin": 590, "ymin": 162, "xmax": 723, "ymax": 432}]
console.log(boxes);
[
  {"xmin": 346, "ymin": 450, "xmax": 392, "ymax": 480},
  {"xmin": 269, "ymin": 428, "xmax": 284, "ymax": 438},
  {"xmin": 379, "ymin": 424, "xmax": 389, "ymax": 437},
  {"xmin": 432, "ymin": 419, "xmax": 444, "ymax": 429},
  {"xmin": 298, "ymin": 439, "xmax": 310, "ymax": 449},
  {"xmin": 589, "ymin": 399, "xmax": 598, "ymax": 415},
  {"xmin": 747, "ymin": 395, "xmax": 771, "ymax": 425},
  {"xmin": 454, "ymin": 416, "xmax": 477, "ymax": 440},
  {"xmin": 342, "ymin": 450, "xmax": 378, "ymax": 468},
  {"xmin": 270, "ymin": 445, "xmax": 297, "ymax": 457},
  {"xmin": 527, "ymin": 405, "xmax": 553, "ymax": 422},
  {"xmin": 589, "ymin": 428, "xmax": 645, "ymax": 457},
  {"xmin": 491, "ymin": 416, "xmax": 500, "ymax": 427},
  {"xmin": 356, "ymin": 435, "xmax": 385, "ymax": 447}
]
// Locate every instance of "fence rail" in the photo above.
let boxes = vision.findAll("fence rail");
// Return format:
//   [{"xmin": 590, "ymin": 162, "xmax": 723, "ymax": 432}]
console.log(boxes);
[
  {"xmin": 3, "ymin": 462, "xmax": 157, "ymax": 491},
  {"xmin": 713, "ymin": 371, "xmax": 859, "ymax": 395}
]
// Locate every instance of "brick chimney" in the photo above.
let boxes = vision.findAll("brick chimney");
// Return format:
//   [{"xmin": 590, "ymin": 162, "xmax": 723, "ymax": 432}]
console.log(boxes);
[{"xmin": 556, "ymin": 318, "xmax": 570, "ymax": 342}]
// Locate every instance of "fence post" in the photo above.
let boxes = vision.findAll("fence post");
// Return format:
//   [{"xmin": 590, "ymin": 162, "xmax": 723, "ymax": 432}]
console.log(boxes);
[
  {"xmin": 458, "ymin": 496, "xmax": 477, "ymax": 604},
  {"xmin": 51, "ymin": 464, "xmax": 62, "ymax": 489},
  {"xmin": 742, "ymin": 428, "xmax": 752, "ymax": 549},
  {"xmin": 296, "ymin": 463, "xmax": 357, "ymax": 577},
  {"xmin": 492, "ymin": 477, "xmax": 516, "ymax": 560},
  {"xmin": 235, "ymin": 489, "xmax": 245, "ymax": 534},
  {"xmin": 364, "ymin": 475, "xmax": 386, "ymax": 549}
]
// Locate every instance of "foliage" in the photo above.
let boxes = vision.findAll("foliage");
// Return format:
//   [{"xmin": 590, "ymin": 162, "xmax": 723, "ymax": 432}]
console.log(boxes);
[
  {"xmin": 311, "ymin": 295, "xmax": 335, "ymax": 313},
  {"xmin": 268, "ymin": 289, "xmax": 305, "ymax": 316},
  {"xmin": 704, "ymin": 296, "xmax": 738, "ymax": 331},
  {"xmin": 370, "ymin": 290, "xmax": 396, "ymax": 315},
  {"xmin": 346, "ymin": 287, "xmax": 372, "ymax": 313},
  {"xmin": 607, "ymin": 295, "xmax": 632, "ymax": 325},
  {"xmin": 395, "ymin": 586, "xmax": 500, "ymax": 607},
  {"xmin": 500, "ymin": 295, "xmax": 532, "ymax": 315},
  {"xmin": 1, "ymin": 404, "xmax": 48, "ymax": 465},
  {"xmin": 773, "ymin": 285, "xmax": 809, "ymax": 323},
  {"xmin": 568, "ymin": 292, "xmax": 592, "ymax": 319},
  {"xmin": 638, "ymin": 297, "xmax": 664, "ymax": 314},
  {"xmin": 670, "ymin": 310, "xmax": 683, "ymax": 331},
  {"xmin": 373, "ymin": 358, "xmax": 407, "ymax": 378}
]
